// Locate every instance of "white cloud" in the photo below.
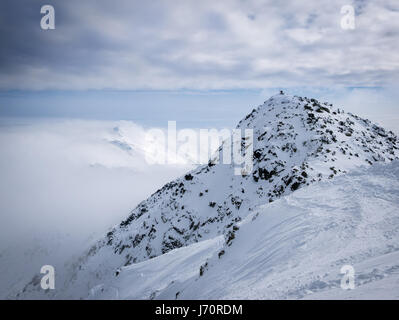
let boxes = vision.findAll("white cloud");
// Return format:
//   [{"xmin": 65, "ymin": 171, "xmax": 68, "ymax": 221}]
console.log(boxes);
[
  {"xmin": 0, "ymin": 119, "xmax": 194, "ymax": 295},
  {"xmin": 0, "ymin": 119, "xmax": 196, "ymax": 246},
  {"xmin": 1, "ymin": 0, "xmax": 398, "ymax": 90}
]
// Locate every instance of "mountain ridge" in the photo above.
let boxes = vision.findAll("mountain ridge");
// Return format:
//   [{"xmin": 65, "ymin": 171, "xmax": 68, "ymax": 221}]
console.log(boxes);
[
  {"xmin": 14, "ymin": 92, "xmax": 399, "ymax": 299},
  {"xmin": 88, "ymin": 160, "xmax": 399, "ymax": 299},
  {"xmin": 104, "ymin": 93, "xmax": 398, "ymax": 264}
]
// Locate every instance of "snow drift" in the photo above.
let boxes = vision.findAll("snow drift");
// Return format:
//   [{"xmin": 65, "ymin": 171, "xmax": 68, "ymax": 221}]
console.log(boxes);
[
  {"xmin": 12, "ymin": 93, "xmax": 399, "ymax": 299},
  {"xmin": 90, "ymin": 160, "xmax": 399, "ymax": 300}
]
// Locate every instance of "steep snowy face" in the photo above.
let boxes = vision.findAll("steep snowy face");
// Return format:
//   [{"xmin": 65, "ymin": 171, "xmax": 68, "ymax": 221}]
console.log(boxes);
[
  {"xmin": 14, "ymin": 93, "xmax": 399, "ymax": 299},
  {"xmin": 154, "ymin": 160, "xmax": 399, "ymax": 300},
  {"xmin": 98, "ymin": 93, "xmax": 399, "ymax": 267},
  {"xmin": 87, "ymin": 160, "xmax": 399, "ymax": 300}
]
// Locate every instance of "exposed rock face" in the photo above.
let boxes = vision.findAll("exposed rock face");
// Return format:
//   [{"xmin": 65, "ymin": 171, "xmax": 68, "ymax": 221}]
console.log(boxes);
[
  {"xmin": 14, "ymin": 93, "xmax": 399, "ymax": 299},
  {"xmin": 102, "ymin": 93, "xmax": 399, "ymax": 266}
]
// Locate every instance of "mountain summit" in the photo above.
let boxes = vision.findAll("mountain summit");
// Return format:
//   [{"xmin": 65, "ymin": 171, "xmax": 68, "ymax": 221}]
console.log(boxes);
[
  {"xmin": 103, "ymin": 93, "xmax": 398, "ymax": 264},
  {"xmin": 16, "ymin": 93, "xmax": 399, "ymax": 299}
]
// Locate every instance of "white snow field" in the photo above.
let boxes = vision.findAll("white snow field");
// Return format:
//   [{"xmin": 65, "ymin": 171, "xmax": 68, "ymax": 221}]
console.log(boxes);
[
  {"xmin": 10, "ymin": 94, "xmax": 399, "ymax": 299},
  {"xmin": 87, "ymin": 161, "xmax": 399, "ymax": 300}
]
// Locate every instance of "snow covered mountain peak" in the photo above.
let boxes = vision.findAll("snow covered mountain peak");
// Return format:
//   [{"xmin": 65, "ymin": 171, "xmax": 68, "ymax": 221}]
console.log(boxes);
[
  {"xmin": 14, "ymin": 93, "xmax": 399, "ymax": 299},
  {"xmin": 81, "ymin": 93, "xmax": 398, "ymax": 266}
]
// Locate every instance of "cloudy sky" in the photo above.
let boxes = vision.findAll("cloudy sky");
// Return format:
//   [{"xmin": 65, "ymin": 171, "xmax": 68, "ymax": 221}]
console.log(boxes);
[
  {"xmin": 1, "ymin": 0, "xmax": 399, "ymax": 90},
  {"xmin": 0, "ymin": 0, "xmax": 398, "ymax": 128}
]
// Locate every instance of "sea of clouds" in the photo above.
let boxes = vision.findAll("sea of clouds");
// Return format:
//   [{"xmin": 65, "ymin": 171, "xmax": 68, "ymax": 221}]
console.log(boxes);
[{"xmin": 0, "ymin": 118, "xmax": 196, "ymax": 297}]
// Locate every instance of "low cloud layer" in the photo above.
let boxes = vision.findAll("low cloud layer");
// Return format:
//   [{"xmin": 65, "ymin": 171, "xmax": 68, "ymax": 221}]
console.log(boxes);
[
  {"xmin": 0, "ymin": 119, "xmax": 195, "ymax": 247},
  {"xmin": 0, "ymin": 0, "xmax": 398, "ymax": 90},
  {"xmin": 0, "ymin": 119, "xmax": 193, "ymax": 296}
]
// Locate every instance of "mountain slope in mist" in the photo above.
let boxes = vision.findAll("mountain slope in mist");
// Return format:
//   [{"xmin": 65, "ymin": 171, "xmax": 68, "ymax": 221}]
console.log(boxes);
[
  {"xmin": 13, "ymin": 93, "xmax": 399, "ymax": 299},
  {"xmin": 104, "ymin": 93, "xmax": 399, "ymax": 266},
  {"xmin": 89, "ymin": 160, "xmax": 399, "ymax": 300}
]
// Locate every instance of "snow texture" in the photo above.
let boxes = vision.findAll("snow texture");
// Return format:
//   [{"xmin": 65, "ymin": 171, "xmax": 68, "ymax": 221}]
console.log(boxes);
[{"xmin": 12, "ymin": 93, "xmax": 399, "ymax": 299}]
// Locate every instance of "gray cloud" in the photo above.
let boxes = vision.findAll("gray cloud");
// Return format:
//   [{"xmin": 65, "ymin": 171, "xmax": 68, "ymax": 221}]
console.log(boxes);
[
  {"xmin": 0, "ymin": 119, "xmax": 192, "ymax": 247},
  {"xmin": 0, "ymin": 0, "xmax": 398, "ymax": 90}
]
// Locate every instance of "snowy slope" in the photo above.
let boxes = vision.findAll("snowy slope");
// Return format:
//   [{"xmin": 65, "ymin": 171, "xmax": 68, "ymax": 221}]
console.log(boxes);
[
  {"xmin": 13, "ymin": 93, "xmax": 399, "ymax": 299},
  {"xmin": 104, "ymin": 93, "xmax": 399, "ymax": 266},
  {"xmin": 90, "ymin": 161, "xmax": 399, "ymax": 300},
  {"xmin": 88, "ymin": 236, "xmax": 224, "ymax": 300}
]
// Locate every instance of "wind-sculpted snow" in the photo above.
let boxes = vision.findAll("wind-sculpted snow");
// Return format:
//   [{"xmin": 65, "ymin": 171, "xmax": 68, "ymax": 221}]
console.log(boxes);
[
  {"xmin": 156, "ymin": 161, "xmax": 399, "ymax": 299},
  {"xmin": 13, "ymin": 93, "xmax": 399, "ymax": 299},
  {"xmin": 90, "ymin": 160, "xmax": 399, "ymax": 300},
  {"xmin": 102, "ymin": 93, "xmax": 398, "ymax": 266}
]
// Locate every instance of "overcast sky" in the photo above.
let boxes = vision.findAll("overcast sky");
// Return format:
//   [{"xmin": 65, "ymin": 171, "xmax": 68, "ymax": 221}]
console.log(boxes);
[
  {"xmin": 1, "ymin": 0, "xmax": 399, "ymax": 90},
  {"xmin": 0, "ymin": 0, "xmax": 398, "ymax": 127}
]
